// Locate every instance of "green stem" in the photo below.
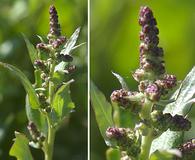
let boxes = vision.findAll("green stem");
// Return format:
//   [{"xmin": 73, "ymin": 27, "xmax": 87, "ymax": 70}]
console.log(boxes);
[
  {"xmin": 139, "ymin": 98, "xmax": 154, "ymax": 160},
  {"xmin": 44, "ymin": 117, "xmax": 56, "ymax": 160},
  {"xmin": 44, "ymin": 59, "xmax": 56, "ymax": 160},
  {"xmin": 139, "ymin": 129, "xmax": 154, "ymax": 160}
]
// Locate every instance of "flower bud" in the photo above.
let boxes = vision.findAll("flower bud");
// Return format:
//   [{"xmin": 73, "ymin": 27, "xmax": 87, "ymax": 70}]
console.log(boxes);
[
  {"xmin": 106, "ymin": 127, "xmax": 141, "ymax": 158},
  {"xmin": 65, "ymin": 65, "xmax": 76, "ymax": 74},
  {"xmin": 110, "ymin": 89, "xmax": 131, "ymax": 107},
  {"xmin": 106, "ymin": 127, "xmax": 126, "ymax": 140},
  {"xmin": 156, "ymin": 74, "xmax": 177, "ymax": 90},
  {"xmin": 47, "ymin": 5, "xmax": 61, "ymax": 39},
  {"xmin": 36, "ymin": 43, "xmax": 51, "ymax": 53},
  {"xmin": 110, "ymin": 89, "xmax": 143, "ymax": 113},
  {"xmin": 178, "ymin": 138, "xmax": 195, "ymax": 159},
  {"xmin": 52, "ymin": 36, "xmax": 66, "ymax": 49},
  {"xmin": 145, "ymin": 83, "xmax": 161, "ymax": 101},
  {"xmin": 34, "ymin": 60, "xmax": 48, "ymax": 72}
]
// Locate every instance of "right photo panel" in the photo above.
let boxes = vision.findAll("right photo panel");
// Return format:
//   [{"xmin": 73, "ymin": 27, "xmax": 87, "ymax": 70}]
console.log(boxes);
[{"xmin": 90, "ymin": 1, "xmax": 195, "ymax": 160}]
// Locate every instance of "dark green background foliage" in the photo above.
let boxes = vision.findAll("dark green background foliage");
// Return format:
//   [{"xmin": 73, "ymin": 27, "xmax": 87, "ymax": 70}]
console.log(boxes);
[
  {"xmin": 0, "ymin": 0, "xmax": 87, "ymax": 159},
  {"xmin": 91, "ymin": 0, "xmax": 195, "ymax": 160}
]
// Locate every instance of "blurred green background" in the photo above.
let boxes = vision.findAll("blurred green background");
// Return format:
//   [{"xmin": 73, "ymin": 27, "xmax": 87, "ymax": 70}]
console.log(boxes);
[
  {"xmin": 0, "ymin": 0, "xmax": 87, "ymax": 159},
  {"xmin": 91, "ymin": 0, "xmax": 195, "ymax": 160}
]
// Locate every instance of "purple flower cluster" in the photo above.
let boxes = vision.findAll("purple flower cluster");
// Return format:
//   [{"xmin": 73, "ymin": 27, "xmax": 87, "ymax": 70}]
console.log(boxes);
[
  {"xmin": 134, "ymin": 6, "xmax": 165, "ymax": 82},
  {"xmin": 48, "ymin": 5, "xmax": 61, "ymax": 38}
]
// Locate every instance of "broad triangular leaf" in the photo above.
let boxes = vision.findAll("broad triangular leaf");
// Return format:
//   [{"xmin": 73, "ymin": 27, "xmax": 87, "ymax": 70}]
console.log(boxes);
[
  {"xmin": 91, "ymin": 81, "xmax": 115, "ymax": 146},
  {"xmin": 151, "ymin": 66, "xmax": 195, "ymax": 154},
  {"xmin": 22, "ymin": 34, "xmax": 38, "ymax": 64},
  {"xmin": 25, "ymin": 95, "xmax": 47, "ymax": 134},
  {"xmin": 164, "ymin": 66, "xmax": 195, "ymax": 115},
  {"xmin": 0, "ymin": 62, "xmax": 40, "ymax": 109},
  {"xmin": 52, "ymin": 80, "xmax": 75, "ymax": 119},
  {"xmin": 9, "ymin": 132, "xmax": 33, "ymax": 160}
]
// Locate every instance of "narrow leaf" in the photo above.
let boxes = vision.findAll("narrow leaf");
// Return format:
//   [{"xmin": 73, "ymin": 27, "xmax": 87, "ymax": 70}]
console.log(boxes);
[
  {"xmin": 52, "ymin": 80, "xmax": 75, "ymax": 118},
  {"xmin": 0, "ymin": 62, "xmax": 40, "ymax": 108},
  {"xmin": 112, "ymin": 72, "xmax": 129, "ymax": 90},
  {"xmin": 91, "ymin": 81, "xmax": 115, "ymax": 146},
  {"xmin": 25, "ymin": 95, "xmax": 47, "ymax": 134},
  {"xmin": 9, "ymin": 132, "xmax": 33, "ymax": 160},
  {"xmin": 22, "ymin": 34, "xmax": 38, "ymax": 64}
]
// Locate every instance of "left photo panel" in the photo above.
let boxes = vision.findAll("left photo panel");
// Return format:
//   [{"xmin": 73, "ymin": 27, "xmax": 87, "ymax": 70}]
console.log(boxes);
[{"xmin": 0, "ymin": 1, "xmax": 87, "ymax": 160}]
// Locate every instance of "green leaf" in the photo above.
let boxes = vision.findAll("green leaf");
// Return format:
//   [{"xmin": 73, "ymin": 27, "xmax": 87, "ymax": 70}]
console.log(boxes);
[
  {"xmin": 91, "ymin": 81, "xmax": 115, "ymax": 146},
  {"xmin": 22, "ymin": 34, "xmax": 38, "ymax": 64},
  {"xmin": 9, "ymin": 132, "xmax": 33, "ymax": 160},
  {"xmin": 106, "ymin": 148, "xmax": 120, "ymax": 160},
  {"xmin": 61, "ymin": 27, "xmax": 81, "ymax": 55},
  {"xmin": 25, "ymin": 95, "xmax": 47, "ymax": 134},
  {"xmin": 112, "ymin": 102, "xmax": 138, "ymax": 128},
  {"xmin": 150, "ymin": 149, "xmax": 181, "ymax": 160},
  {"xmin": 151, "ymin": 66, "xmax": 195, "ymax": 154},
  {"xmin": 112, "ymin": 71, "xmax": 129, "ymax": 90},
  {"xmin": 0, "ymin": 62, "xmax": 40, "ymax": 109},
  {"xmin": 164, "ymin": 66, "xmax": 195, "ymax": 115},
  {"xmin": 55, "ymin": 27, "xmax": 81, "ymax": 72},
  {"xmin": 52, "ymin": 80, "xmax": 75, "ymax": 119}
]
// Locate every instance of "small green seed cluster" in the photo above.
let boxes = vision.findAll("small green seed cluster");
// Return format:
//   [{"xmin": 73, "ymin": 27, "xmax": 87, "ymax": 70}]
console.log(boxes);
[
  {"xmin": 27, "ymin": 121, "xmax": 45, "ymax": 148},
  {"xmin": 106, "ymin": 127, "xmax": 141, "ymax": 158},
  {"xmin": 150, "ymin": 110, "xmax": 191, "ymax": 132}
]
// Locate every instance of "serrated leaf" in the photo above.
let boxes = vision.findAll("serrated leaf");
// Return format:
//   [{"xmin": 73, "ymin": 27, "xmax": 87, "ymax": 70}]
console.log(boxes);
[
  {"xmin": 150, "ymin": 149, "xmax": 181, "ymax": 160},
  {"xmin": 91, "ymin": 81, "xmax": 115, "ymax": 146},
  {"xmin": 61, "ymin": 27, "xmax": 81, "ymax": 55},
  {"xmin": 112, "ymin": 72, "xmax": 129, "ymax": 90},
  {"xmin": 25, "ymin": 95, "xmax": 47, "ymax": 134},
  {"xmin": 52, "ymin": 80, "xmax": 75, "ymax": 119},
  {"xmin": 106, "ymin": 148, "xmax": 120, "ymax": 160},
  {"xmin": 22, "ymin": 34, "xmax": 38, "ymax": 64},
  {"xmin": 151, "ymin": 66, "xmax": 195, "ymax": 154},
  {"xmin": 0, "ymin": 62, "xmax": 40, "ymax": 109},
  {"xmin": 9, "ymin": 132, "xmax": 33, "ymax": 160}
]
